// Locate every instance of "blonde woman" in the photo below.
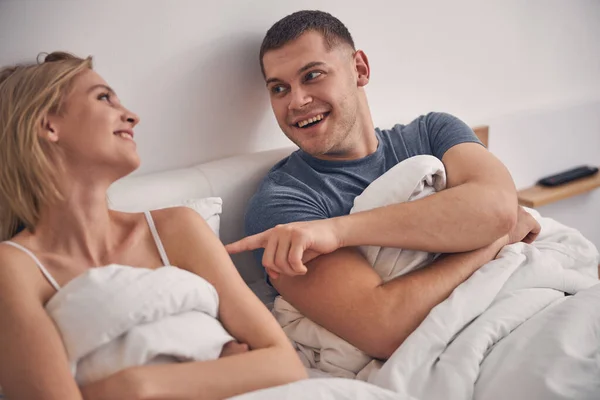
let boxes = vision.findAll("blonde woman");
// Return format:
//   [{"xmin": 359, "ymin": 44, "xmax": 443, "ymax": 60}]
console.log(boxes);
[{"xmin": 0, "ymin": 52, "xmax": 306, "ymax": 400}]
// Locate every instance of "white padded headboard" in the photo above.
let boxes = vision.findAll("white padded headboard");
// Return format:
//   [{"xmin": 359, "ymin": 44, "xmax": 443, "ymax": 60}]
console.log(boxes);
[{"xmin": 108, "ymin": 146, "xmax": 296, "ymax": 285}]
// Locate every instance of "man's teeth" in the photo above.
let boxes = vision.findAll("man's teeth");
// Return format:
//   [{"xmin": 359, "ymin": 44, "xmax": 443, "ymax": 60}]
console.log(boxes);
[{"xmin": 297, "ymin": 113, "xmax": 324, "ymax": 128}]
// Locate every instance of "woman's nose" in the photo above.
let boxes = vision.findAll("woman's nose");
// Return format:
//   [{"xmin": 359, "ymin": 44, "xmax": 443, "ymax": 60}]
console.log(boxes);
[{"xmin": 123, "ymin": 109, "xmax": 140, "ymax": 127}]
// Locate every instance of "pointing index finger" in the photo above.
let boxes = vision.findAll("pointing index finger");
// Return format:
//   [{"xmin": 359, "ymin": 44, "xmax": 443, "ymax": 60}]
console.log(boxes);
[{"xmin": 225, "ymin": 232, "xmax": 267, "ymax": 254}]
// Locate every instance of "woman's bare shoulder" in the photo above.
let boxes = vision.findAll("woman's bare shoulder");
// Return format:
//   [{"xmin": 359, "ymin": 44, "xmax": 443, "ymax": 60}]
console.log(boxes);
[
  {"xmin": 149, "ymin": 206, "xmax": 210, "ymax": 238},
  {"xmin": 0, "ymin": 240, "xmax": 36, "ymax": 272},
  {"xmin": 148, "ymin": 207, "xmax": 222, "ymax": 273},
  {"xmin": 0, "ymin": 241, "xmax": 48, "ymax": 303}
]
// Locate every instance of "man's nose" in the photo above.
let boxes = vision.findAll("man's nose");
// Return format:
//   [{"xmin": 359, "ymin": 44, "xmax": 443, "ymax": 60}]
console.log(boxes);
[{"xmin": 288, "ymin": 86, "xmax": 312, "ymax": 111}]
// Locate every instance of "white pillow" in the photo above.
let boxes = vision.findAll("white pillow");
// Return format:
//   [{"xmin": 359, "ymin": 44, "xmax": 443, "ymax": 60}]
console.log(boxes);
[{"xmin": 151, "ymin": 197, "xmax": 222, "ymax": 238}]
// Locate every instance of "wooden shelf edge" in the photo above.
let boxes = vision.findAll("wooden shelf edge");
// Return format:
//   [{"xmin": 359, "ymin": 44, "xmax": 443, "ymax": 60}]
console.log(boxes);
[{"xmin": 517, "ymin": 172, "xmax": 600, "ymax": 208}]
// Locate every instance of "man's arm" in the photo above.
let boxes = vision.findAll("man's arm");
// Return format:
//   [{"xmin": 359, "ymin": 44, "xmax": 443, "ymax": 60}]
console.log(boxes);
[
  {"xmin": 228, "ymin": 143, "xmax": 519, "ymax": 278},
  {"xmin": 228, "ymin": 208, "xmax": 540, "ymax": 359},
  {"xmin": 338, "ymin": 143, "xmax": 518, "ymax": 253},
  {"xmin": 272, "ymin": 241, "xmax": 506, "ymax": 359}
]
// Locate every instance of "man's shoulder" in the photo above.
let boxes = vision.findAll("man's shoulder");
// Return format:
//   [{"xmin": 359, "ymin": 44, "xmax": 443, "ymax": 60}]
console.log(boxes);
[
  {"xmin": 257, "ymin": 151, "xmax": 308, "ymax": 192},
  {"xmin": 257, "ymin": 149, "xmax": 330, "ymax": 194},
  {"xmin": 249, "ymin": 152, "xmax": 319, "ymax": 210},
  {"xmin": 375, "ymin": 113, "xmax": 439, "ymax": 157},
  {"xmin": 381, "ymin": 112, "xmax": 459, "ymax": 136},
  {"xmin": 378, "ymin": 112, "xmax": 479, "ymax": 160},
  {"xmin": 246, "ymin": 151, "xmax": 329, "ymax": 233}
]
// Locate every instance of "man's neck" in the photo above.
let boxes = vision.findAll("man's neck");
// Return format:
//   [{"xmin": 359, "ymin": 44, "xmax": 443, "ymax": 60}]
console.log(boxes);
[{"xmin": 315, "ymin": 97, "xmax": 377, "ymax": 161}]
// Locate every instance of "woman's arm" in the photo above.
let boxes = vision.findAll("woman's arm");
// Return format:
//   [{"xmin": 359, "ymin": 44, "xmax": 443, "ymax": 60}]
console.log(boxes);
[
  {"xmin": 127, "ymin": 207, "xmax": 307, "ymax": 399},
  {"xmin": 0, "ymin": 247, "xmax": 83, "ymax": 400}
]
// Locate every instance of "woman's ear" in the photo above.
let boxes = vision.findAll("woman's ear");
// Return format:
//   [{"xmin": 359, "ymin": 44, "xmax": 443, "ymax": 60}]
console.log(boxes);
[
  {"xmin": 354, "ymin": 50, "xmax": 370, "ymax": 87},
  {"xmin": 40, "ymin": 115, "xmax": 59, "ymax": 143}
]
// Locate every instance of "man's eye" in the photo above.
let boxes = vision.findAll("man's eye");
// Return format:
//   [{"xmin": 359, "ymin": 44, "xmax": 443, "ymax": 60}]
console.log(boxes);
[
  {"xmin": 271, "ymin": 85, "xmax": 287, "ymax": 94},
  {"xmin": 305, "ymin": 71, "xmax": 322, "ymax": 81}
]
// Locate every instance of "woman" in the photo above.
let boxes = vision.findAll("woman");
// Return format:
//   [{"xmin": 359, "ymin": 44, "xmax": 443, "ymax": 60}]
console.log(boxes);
[{"xmin": 0, "ymin": 52, "xmax": 307, "ymax": 399}]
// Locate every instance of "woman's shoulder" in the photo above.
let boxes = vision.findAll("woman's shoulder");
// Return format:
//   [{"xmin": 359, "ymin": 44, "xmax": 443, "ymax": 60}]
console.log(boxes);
[
  {"xmin": 0, "ymin": 237, "xmax": 35, "ymax": 270},
  {"xmin": 112, "ymin": 207, "xmax": 206, "ymax": 228},
  {"xmin": 147, "ymin": 207, "xmax": 220, "ymax": 272},
  {"xmin": 149, "ymin": 206, "xmax": 209, "ymax": 235},
  {"xmin": 148, "ymin": 207, "xmax": 214, "ymax": 258},
  {"xmin": 0, "ymin": 241, "xmax": 48, "ymax": 303}
]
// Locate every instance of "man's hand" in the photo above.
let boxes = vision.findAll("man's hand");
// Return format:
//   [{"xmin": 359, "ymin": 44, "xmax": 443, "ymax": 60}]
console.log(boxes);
[
  {"xmin": 485, "ymin": 207, "xmax": 541, "ymax": 259},
  {"xmin": 506, "ymin": 206, "xmax": 541, "ymax": 245},
  {"xmin": 226, "ymin": 219, "xmax": 342, "ymax": 279}
]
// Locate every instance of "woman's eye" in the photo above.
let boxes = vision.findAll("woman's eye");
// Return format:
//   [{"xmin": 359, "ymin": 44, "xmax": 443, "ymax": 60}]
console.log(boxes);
[{"xmin": 98, "ymin": 93, "xmax": 111, "ymax": 102}]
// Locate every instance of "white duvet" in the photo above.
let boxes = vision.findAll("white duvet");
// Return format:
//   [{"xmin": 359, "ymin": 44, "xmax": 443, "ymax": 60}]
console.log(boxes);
[
  {"xmin": 5, "ymin": 154, "xmax": 596, "ymax": 400},
  {"xmin": 263, "ymin": 155, "xmax": 600, "ymax": 400},
  {"xmin": 46, "ymin": 265, "xmax": 235, "ymax": 385},
  {"xmin": 38, "ymin": 264, "xmax": 400, "ymax": 400}
]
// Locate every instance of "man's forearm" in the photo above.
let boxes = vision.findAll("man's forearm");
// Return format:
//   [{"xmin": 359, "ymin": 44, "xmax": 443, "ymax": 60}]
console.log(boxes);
[
  {"xmin": 372, "ymin": 236, "xmax": 507, "ymax": 357},
  {"xmin": 336, "ymin": 182, "xmax": 517, "ymax": 253}
]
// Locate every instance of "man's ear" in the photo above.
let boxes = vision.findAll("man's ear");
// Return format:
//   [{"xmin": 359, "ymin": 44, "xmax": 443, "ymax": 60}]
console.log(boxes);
[
  {"xmin": 354, "ymin": 50, "xmax": 370, "ymax": 87},
  {"xmin": 40, "ymin": 115, "xmax": 59, "ymax": 143}
]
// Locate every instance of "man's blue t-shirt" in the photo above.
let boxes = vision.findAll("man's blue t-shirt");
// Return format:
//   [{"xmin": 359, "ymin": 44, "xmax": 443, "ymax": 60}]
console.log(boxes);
[{"xmin": 245, "ymin": 112, "xmax": 482, "ymax": 267}]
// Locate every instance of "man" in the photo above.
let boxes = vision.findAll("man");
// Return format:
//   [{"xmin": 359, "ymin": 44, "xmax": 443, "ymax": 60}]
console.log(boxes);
[{"xmin": 227, "ymin": 10, "xmax": 540, "ymax": 359}]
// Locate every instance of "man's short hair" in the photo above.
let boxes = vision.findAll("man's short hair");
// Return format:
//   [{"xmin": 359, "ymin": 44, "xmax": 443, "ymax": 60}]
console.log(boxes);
[{"xmin": 259, "ymin": 10, "xmax": 355, "ymax": 77}]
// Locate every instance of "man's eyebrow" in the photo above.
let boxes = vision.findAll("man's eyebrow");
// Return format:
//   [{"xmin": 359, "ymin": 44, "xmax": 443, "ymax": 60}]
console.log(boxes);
[
  {"xmin": 266, "ymin": 77, "xmax": 283, "ymax": 86},
  {"xmin": 265, "ymin": 61, "xmax": 327, "ymax": 86},
  {"xmin": 87, "ymin": 84, "xmax": 116, "ymax": 96},
  {"xmin": 297, "ymin": 61, "xmax": 325, "ymax": 74}
]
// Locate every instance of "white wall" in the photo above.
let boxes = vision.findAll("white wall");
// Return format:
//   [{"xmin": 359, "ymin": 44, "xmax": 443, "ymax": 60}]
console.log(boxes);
[{"xmin": 1, "ymin": 0, "xmax": 599, "ymax": 246}]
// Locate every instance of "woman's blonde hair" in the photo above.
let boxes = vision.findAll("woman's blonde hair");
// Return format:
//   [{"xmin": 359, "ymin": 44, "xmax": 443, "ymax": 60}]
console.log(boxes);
[{"xmin": 0, "ymin": 51, "xmax": 93, "ymax": 240}]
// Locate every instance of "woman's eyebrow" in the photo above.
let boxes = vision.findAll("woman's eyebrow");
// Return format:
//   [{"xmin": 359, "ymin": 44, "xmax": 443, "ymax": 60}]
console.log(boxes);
[{"xmin": 87, "ymin": 84, "xmax": 116, "ymax": 96}]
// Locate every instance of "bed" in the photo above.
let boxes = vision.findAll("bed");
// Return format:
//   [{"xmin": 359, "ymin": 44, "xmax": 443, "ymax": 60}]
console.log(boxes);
[{"xmin": 107, "ymin": 129, "xmax": 600, "ymax": 400}]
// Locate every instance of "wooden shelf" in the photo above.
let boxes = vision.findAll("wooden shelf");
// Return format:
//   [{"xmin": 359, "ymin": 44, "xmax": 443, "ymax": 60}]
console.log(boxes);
[{"xmin": 518, "ymin": 172, "xmax": 600, "ymax": 208}]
